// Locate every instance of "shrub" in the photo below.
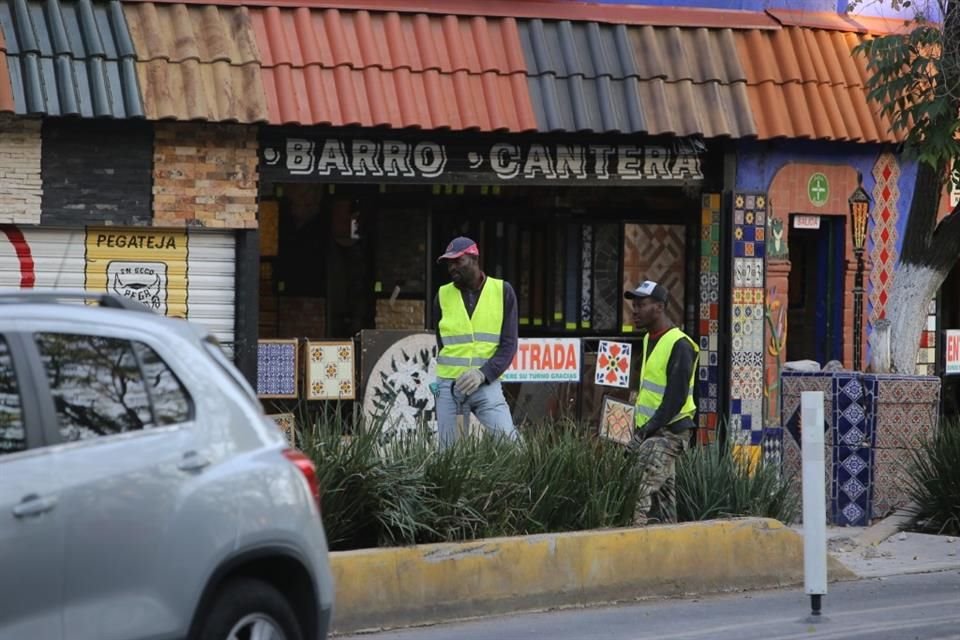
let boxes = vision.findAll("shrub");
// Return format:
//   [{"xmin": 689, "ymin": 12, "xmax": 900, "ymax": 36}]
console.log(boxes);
[
  {"xmin": 675, "ymin": 442, "xmax": 800, "ymax": 524},
  {"xmin": 906, "ymin": 419, "xmax": 960, "ymax": 536}
]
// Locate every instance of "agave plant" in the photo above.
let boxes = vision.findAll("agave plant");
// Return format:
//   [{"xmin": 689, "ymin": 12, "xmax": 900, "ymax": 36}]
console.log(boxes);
[{"xmin": 906, "ymin": 419, "xmax": 960, "ymax": 536}]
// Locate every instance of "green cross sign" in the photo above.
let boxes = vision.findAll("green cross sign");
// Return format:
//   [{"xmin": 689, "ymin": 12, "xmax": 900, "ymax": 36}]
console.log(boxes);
[{"xmin": 808, "ymin": 173, "xmax": 829, "ymax": 207}]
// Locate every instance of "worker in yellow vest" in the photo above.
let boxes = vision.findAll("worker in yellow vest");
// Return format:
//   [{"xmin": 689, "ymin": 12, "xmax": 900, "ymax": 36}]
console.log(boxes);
[
  {"xmin": 433, "ymin": 237, "xmax": 518, "ymax": 447},
  {"xmin": 624, "ymin": 280, "xmax": 698, "ymax": 526}
]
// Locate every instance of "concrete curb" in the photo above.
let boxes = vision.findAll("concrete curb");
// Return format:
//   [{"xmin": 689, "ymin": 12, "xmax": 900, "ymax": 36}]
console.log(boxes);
[{"xmin": 329, "ymin": 517, "xmax": 855, "ymax": 634}]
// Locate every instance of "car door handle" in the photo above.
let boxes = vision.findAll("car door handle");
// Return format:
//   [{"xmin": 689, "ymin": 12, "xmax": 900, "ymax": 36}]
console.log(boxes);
[
  {"xmin": 12, "ymin": 494, "xmax": 58, "ymax": 518},
  {"xmin": 178, "ymin": 451, "xmax": 210, "ymax": 472}
]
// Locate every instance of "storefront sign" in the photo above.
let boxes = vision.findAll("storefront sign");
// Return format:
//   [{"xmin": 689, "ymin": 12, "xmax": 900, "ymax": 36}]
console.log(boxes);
[
  {"xmin": 946, "ymin": 330, "xmax": 960, "ymax": 375},
  {"xmin": 259, "ymin": 133, "xmax": 704, "ymax": 185},
  {"xmin": 793, "ymin": 215, "xmax": 821, "ymax": 230},
  {"xmin": 503, "ymin": 338, "xmax": 581, "ymax": 382}
]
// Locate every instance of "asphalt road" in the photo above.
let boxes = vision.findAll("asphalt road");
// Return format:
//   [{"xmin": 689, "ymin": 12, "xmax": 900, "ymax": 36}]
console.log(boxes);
[{"xmin": 345, "ymin": 571, "xmax": 960, "ymax": 640}]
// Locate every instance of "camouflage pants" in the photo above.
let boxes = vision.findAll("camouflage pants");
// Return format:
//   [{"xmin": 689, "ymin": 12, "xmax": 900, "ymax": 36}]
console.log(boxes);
[{"xmin": 633, "ymin": 430, "xmax": 689, "ymax": 526}]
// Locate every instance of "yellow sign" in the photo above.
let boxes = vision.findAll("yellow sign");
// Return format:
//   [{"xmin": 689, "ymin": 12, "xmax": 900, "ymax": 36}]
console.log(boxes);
[{"xmin": 85, "ymin": 228, "xmax": 188, "ymax": 317}]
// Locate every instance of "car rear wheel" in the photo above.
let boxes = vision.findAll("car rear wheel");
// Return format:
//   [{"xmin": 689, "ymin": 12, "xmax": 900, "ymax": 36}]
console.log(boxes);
[{"xmin": 195, "ymin": 577, "xmax": 303, "ymax": 640}]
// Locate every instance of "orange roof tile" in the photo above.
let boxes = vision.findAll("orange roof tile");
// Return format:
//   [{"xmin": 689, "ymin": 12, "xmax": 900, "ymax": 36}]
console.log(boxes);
[
  {"xmin": 124, "ymin": 2, "xmax": 269, "ymax": 122},
  {"xmin": 0, "ymin": 28, "xmax": 13, "ymax": 114},
  {"xmin": 735, "ymin": 26, "xmax": 903, "ymax": 143},
  {"xmin": 250, "ymin": 6, "xmax": 538, "ymax": 130}
]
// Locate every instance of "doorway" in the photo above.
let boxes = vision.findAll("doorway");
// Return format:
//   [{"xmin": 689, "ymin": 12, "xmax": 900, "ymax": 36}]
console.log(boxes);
[{"xmin": 786, "ymin": 215, "xmax": 845, "ymax": 365}]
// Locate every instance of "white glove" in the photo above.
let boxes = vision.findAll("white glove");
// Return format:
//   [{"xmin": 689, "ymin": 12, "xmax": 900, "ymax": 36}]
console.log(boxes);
[{"xmin": 454, "ymin": 369, "xmax": 485, "ymax": 396}]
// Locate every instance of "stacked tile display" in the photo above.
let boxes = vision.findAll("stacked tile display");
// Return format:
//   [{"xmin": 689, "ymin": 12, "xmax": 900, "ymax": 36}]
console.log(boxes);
[
  {"xmin": 781, "ymin": 371, "xmax": 940, "ymax": 525},
  {"xmin": 730, "ymin": 193, "xmax": 766, "ymax": 446},
  {"xmin": 622, "ymin": 223, "xmax": 686, "ymax": 331},
  {"xmin": 697, "ymin": 194, "xmax": 721, "ymax": 443}
]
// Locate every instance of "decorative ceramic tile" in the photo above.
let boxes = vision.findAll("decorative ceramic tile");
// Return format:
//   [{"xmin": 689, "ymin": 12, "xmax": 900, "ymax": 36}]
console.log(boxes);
[
  {"xmin": 622, "ymin": 223, "xmax": 686, "ymax": 329},
  {"xmin": 305, "ymin": 341, "xmax": 355, "ymax": 400},
  {"xmin": 869, "ymin": 152, "xmax": 900, "ymax": 327},
  {"xmin": 268, "ymin": 413, "xmax": 296, "ymax": 446},
  {"xmin": 595, "ymin": 340, "xmax": 632, "ymax": 388},
  {"xmin": 592, "ymin": 224, "xmax": 620, "ymax": 332},
  {"xmin": 762, "ymin": 427, "xmax": 782, "ymax": 465},
  {"xmin": 834, "ymin": 443, "xmax": 873, "ymax": 526},
  {"xmin": 599, "ymin": 396, "xmax": 635, "ymax": 445},
  {"xmin": 872, "ymin": 447, "xmax": 913, "ymax": 518},
  {"xmin": 697, "ymin": 194, "xmax": 722, "ymax": 444},
  {"xmin": 257, "ymin": 339, "xmax": 299, "ymax": 398}
]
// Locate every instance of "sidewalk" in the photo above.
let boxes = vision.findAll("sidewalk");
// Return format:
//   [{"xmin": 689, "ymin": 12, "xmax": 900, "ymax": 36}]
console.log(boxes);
[{"xmin": 820, "ymin": 526, "xmax": 960, "ymax": 578}]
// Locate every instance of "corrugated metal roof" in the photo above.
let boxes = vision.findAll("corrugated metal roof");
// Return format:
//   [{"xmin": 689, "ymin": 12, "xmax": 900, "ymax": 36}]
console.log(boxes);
[
  {"xmin": 0, "ymin": 0, "xmax": 143, "ymax": 117},
  {"xmin": 0, "ymin": 26, "xmax": 13, "ymax": 112},
  {"xmin": 249, "ymin": 6, "xmax": 538, "ymax": 130},
  {"xmin": 735, "ymin": 26, "xmax": 902, "ymax": 143},
  {"xmin": 520, "ymin": 19, "xmax": 756, "ymax": 137},
  {"xmin": 123, "ymin": 2, "xmax": 268, "ymax": 122}
]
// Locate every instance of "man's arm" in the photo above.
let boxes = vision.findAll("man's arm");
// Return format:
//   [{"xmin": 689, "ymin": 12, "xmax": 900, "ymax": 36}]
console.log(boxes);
[
  {"xmin": 641, "ymin": 338, "xmax": 696, "ymax": 435},
  {"xmin": 432, "ymin": 294, "xmax": 444, "ymax": 351},
  {"xmin": 480, "ymin": 281, "xmax": 518, "ymax": 382}
]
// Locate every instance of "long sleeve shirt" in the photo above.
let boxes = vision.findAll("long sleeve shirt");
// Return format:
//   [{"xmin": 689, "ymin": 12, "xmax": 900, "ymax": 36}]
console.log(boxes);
[
  {"xmin": 433, "ymin": 274, "xmax": 519, "ymax": 382},
  {"xmin": 641, "ymin": 330, "xmax": 696, "ymax": 435}
]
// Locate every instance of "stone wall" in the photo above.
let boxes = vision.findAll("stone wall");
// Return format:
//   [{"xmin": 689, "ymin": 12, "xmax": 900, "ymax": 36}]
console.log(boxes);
[
  {"xmin": 41, "ymin": 120, "xmax": 153, "ymax": 225},
  {"xmin": 153, "ymin": 123, "xmax": 258, "ymax": 228},
  {"xmin": 0, "ymin": 116, "xmax": 41, "ymax": 224}
]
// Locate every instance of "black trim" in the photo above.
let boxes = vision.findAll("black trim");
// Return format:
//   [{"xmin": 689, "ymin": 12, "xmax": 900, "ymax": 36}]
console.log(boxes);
[
  {"xmin": 234, "ymin": 229, "xmax": 260, "ymax": 386},
  {"xmin": 8, "ymin": 332, "xmax": 62, "ymax": 448}
]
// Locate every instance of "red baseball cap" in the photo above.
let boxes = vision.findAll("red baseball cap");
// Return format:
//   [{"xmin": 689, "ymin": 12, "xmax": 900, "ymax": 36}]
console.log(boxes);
[{"xmin": 436, "ymin": 236, "xmax": 479, "ymax": 263}]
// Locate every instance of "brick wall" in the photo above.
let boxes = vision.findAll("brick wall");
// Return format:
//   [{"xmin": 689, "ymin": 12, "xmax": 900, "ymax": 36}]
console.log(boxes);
[
  {"xmin": 153, "ymin": 123, "xmax": 259, "ymax": 228},
  {"xmin": 0, "ymin": 116, "xmax": 41, "ymax": 224},
  {"xmin": 376, "ymin": 298, "xmax": 426, "ymax": 330},
  {"xmin": 275, "ymin": 296, "xmax": 326, "ymax": 339},
  {"xmin": 41, "ymin": 119, "xmax": 153, "ymax": 225}
]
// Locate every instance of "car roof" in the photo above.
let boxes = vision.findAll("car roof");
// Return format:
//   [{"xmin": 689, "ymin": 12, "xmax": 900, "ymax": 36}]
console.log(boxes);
[{"xmin": 0, "ymin": 290, "xmax": 208, "ymax": 343}]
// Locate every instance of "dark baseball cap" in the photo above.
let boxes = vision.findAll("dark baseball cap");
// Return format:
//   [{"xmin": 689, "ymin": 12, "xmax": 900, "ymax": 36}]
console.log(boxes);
[
  {"xmin": 624, "ymin": 280, "xmax": 669, "ymax": 303},
  {"xmin": 436, "ymin": 236, "xmax": 479, "ymax": 263}
]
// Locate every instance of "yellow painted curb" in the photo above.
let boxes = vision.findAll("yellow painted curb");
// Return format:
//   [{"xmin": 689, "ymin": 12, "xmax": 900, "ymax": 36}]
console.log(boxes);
[{"xmin": 330, "ymin": 517, "xmax": 855, "ymax": 633}]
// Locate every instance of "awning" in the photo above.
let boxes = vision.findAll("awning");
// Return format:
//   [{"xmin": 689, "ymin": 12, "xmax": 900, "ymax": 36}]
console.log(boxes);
[
  {"xmin": 735, "ymin": 24, "xmax": 903, "ymax": 143},
  {"xmin": 123, "ymin": 2, "xmax": 269, "ymax": 122},
  {"xmin": 520, "ymin": 18, "xmax": 756, "ymax": 137},
  {"xmin": 249, "ymin": 6, "xmax": 538, "ymax": 131},
  {"xmin": 0, "ymin": 0, "xmax": 143, "ymax": 118}
]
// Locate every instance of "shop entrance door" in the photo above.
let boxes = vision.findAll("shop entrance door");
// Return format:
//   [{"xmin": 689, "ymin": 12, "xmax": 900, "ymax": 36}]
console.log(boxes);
[{"xmin": 786, "ymin": 216, "xmax": 845, "ymax": 365}]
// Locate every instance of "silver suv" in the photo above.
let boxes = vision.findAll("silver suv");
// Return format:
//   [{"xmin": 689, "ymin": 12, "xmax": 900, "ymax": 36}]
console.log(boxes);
[{"xmin": 0, "ymin": 291, "xmax": 333, "ymax": 640}]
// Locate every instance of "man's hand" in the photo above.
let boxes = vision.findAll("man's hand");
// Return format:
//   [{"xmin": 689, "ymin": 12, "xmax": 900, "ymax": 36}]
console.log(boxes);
[
  {"xmin": 626, "ymin": 429, "xmax": 645, "ymax": 455},
  {"xmin": 454, "ymin": 369, "xmax": 485, "ymax": 396}
]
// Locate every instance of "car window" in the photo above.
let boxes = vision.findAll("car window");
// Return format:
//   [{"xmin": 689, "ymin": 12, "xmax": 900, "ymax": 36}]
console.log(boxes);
[
  {"xmin": 0, "ymin": 336, "xmax": 25, "ymax": 454},
  {"xmin": 35, "ymin": 333, "xmax": 152, "ymax": 442},
  {"xmin": 132, "ymin": 341, "xmax": 192, "ymax": 425}
]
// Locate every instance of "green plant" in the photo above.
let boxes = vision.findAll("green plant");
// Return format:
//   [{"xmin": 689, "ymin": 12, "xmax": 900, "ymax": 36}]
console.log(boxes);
[
  {"xmin": 675, "ymin": 443, "xmax": 800, "ymax": 524},
  {"xmin": 906, "ymin": 419, "xmax": 960, "ymax": 536}
]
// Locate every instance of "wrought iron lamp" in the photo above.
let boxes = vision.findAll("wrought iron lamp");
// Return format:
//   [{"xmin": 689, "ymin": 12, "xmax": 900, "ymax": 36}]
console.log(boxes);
[{"xmin": 849, "ymin": 173, "xmax": 871, "ymax": 371}]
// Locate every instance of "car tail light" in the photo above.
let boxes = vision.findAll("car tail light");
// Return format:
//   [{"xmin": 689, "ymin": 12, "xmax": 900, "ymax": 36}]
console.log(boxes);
[{"xmin": 283, "ymin": 449, "xmax": 321, "ymax": 511}]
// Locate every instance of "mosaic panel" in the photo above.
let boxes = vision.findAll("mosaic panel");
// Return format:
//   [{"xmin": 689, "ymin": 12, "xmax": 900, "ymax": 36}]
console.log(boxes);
[
  {"xmin": 268, "ymin": 413, "xmax": 296, "ymax": 447},
  {"xmin": 872, "ymin": 447, "xmax": 913, "ymax": 518},
  {"xmin": 305, "ymin": 341, "xmax": 356, "ymax": 400},
  {"xmin": 869, "ymin": 152, "xmax": 900, "ymax": 327},
  {"xmin": 697, "ymin": 194, "xmax": 722, "ymax": 443},
  {"xmin": 599, "ymin": 396, "xmax": 635, "ymax": 445},
  {"xmin": 622, "ymin": 223, "xmax": 685, "ymax": 330},
  {"xmin": 834, "ymin": 444, "xmax": 873, "ymax": 525},
  {"xmin": 256, "ymin": 339, "xmax": 299, "ymax": 398}
]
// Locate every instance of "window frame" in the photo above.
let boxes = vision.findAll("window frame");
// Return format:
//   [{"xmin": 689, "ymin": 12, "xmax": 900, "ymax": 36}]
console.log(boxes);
[{"xmin": 0, "ymin": 331, "xmax": 57, "ymax": 452}]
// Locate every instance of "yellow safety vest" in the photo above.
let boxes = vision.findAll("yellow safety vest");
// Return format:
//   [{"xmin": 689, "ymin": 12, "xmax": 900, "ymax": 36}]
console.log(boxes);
[
  {"xmin": 635, "ymin": 327, "xmax": 699, "ymax": 430},
  {"xmin": 436, "ymin": 277, "xmax": 504, "ymax": 380}
]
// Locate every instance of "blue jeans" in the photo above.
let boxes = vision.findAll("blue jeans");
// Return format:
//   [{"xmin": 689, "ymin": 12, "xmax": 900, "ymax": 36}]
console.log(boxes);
[{"xmin": 436, "ymin": 378, "xmax": 516, "ymax": 448}]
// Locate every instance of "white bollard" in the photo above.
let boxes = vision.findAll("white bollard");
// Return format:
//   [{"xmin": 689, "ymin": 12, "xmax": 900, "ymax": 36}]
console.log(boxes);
[{"xmin": 801, "ymin": 391, "xmax": 827, "ymax": 617}]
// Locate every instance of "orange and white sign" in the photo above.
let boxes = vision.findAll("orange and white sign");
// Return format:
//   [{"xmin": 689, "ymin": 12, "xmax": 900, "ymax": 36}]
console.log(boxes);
[
  {"xmin": 503, "ymin": 338, "xmax": 581, "ymax": 383},
  {"xmin": 946, "ymin": 330, "xmax": 960, "ymax": 375}
]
